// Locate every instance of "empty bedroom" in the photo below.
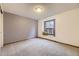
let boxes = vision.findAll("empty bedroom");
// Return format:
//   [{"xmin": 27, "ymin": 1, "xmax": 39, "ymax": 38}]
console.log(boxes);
[{"xmin": 0, "ymin": 3, "xmax": 79, "ymax": 56}]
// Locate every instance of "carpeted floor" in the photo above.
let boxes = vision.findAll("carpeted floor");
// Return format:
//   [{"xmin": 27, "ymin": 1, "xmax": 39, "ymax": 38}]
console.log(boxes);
[{"xmin": 0, "ymin": 38, "xmax": 79, "ymax": 56}]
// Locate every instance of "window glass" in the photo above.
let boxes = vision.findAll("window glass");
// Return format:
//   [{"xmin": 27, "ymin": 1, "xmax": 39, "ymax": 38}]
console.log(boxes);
[{"xmin": 44, "ymin": 19, "xmax": 55, "ymax": 36}]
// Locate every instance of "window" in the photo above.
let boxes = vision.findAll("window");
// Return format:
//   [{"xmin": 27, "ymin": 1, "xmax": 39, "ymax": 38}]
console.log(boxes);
[{"xmin": 44, "ymin": 19, "xmax": 55, "ymax": 36}]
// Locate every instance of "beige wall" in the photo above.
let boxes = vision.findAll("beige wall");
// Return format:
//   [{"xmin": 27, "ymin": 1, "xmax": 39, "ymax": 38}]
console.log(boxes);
[
  {"xmin": 4, "ymin": 12, "xmax": 38, "ymax": 44},
  {"xmin": 0, "ymin": 9, "xmax": 3, "ymax": 47},
  {"xmin": 38, "ymin": 8, "xmax": 79, "ymax": 47}
]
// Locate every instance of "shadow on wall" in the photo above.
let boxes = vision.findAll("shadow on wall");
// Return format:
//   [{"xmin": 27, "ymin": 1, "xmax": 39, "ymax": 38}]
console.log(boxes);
[{"xmin": 4, "ymin": 12, "xmax": 38, "ymax": 44}]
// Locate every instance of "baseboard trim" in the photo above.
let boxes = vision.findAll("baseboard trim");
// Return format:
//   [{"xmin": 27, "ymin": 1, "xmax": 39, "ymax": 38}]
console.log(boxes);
[
  {"xmin": 4, "ymin": 37, "xmax": 35, "ymax": 46},
  {"xmin": 38, "ymin": 37, "xmax": 79, "ymax": 48},
  {"xmin": 4, "ymin": 37, "xmax": 79, "ymax": 48},
  {"xmin": 4, "ymin": 39, "xmax": 28, "ymax": 46}
]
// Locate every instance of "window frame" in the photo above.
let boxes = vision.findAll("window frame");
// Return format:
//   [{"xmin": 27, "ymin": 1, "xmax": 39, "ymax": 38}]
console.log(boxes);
[{"xmin": 44, "ymin": 19, "xmax": 55, "ymax": 36}]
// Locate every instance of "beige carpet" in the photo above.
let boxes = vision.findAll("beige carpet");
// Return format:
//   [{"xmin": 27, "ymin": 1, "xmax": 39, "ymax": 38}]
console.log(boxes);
[{"xmin": 0, "ymin": 38, "xmax": 79, "ymax": 56}]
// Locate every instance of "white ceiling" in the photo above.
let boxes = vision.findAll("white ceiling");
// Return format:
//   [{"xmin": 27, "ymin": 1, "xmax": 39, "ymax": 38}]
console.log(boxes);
[{"xmin": 1, "ymin": 3, "xmax": 79, "ymax": 20}]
